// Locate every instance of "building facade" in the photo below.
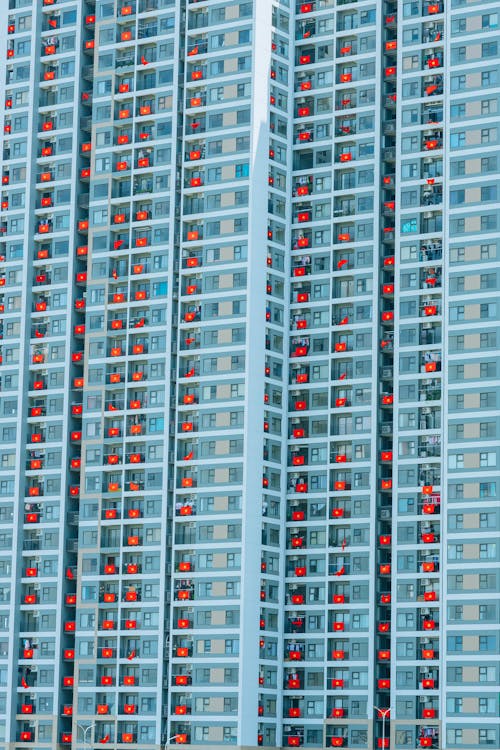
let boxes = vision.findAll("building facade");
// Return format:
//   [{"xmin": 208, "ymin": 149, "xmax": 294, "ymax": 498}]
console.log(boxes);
[{"xmin": 0, "ymin": 0, "xmax": 498, "ymax": 749}]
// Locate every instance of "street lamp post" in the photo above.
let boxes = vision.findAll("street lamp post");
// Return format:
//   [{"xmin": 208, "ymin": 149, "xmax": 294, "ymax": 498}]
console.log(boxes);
[
  {"xmin": 77, "ymin": 723, "xmax": 96, "ymax": 748},
  {"xmin": 164, "ymin": 736, "xmax": 180, "ymax": 749},
  {"xmin": 374, "ymin": 706, "xmax": 390, "ymax": 750}
]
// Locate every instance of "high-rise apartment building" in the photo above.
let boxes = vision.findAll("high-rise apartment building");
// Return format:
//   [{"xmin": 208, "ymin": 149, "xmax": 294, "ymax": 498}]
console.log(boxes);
[{"xmin": 0, "ymin": 0, "xmax": 498, "ymax": 749}]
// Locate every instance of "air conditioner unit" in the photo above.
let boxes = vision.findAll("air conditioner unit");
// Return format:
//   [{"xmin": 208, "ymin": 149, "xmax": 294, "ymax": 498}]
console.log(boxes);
[
  {"xmin": 421, "ymin": 322, "xmax": 433, "ymax": 329},
  {"xmin": 380, "ymin": 509, "xmax": 391, "ymax": 520},
  {"xmin": 32, "ymin": 612, "xmax": 40, "ymax": 618},
  {"xmin": 33, "ymin": 584, "xmax": 40, "ymax": 591},
  {"xmin": 420, "ymin": 668, "xmax": 430, "ymax": 675},
  {"xmin": 382, "ymin": 367, "xmax": 393, "ymax": 378},
  {"xmin": 419, "ymin": 695, "xmax": 429, "ymax": 703},
  {"xmin": 30, "ymin": 666, "xmax": 38, "ymax": 672},
  {"xmin": 291, "ymin": 528, "xmax": 299, "ymax": 535},
  {"xmin": 422, "ymin": 579, "xmax": 431, "ymax": 587},
  {"xmin": 422, "ymin": 608, "xmax": 431, "ymax": 615},
  {"xmin": 421, "ymin": 638, "xmax": 430, "ymax": 645}
]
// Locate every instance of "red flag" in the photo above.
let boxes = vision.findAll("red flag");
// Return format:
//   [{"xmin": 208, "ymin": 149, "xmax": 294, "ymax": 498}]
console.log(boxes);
[
  {"xmin": 335, "ymin": 566, "xmax": 345, "ymax": 577},
  {"xmin": 111, "ymin": 269, "xmax": 118, "ymax": 279},
  {"xmin": 113, "ymin": 239, "xmax": 124, "ymax": 250},
  {"xmin": 48, "ymin": 18, "xmax": 58, "ymax": 28},
  {"xmin": 341, "ymin": 538, "xmax": 347, "ymax": 551},
  {"xmin": 339, "ymin": 317, "xmax": 349, "ymax": 325},
  {"xmin": 188, "ymin": 46, "xmax": 199, "ymax": 56},
  {"xmin": 66, "ymin": 567, "xmax": 74, "ymax": 580},
  {"xmin": 100, "ymin": 735, "xmax": 110, "ymax": 744},
  {"xmin": 185, "ymin": 368, "xmax": 195, "ymax": 378},
  {"xmin": 134, "ymin": 318, "xmax": 144, "ymax": 328},
  {"xmin": 339, "ymin": 372, "xmax": 347, "ymax": 380},
  {"xmin": 337, "ymin": 259, "xmax": 348, "ymax": 269},
  {"xmin": 140, "ymin": 56, "xmax": 148, "ymax": 65},
  {"xmin": 21, "ymin": 677, "xmax": 28, "ymax": 688},
  {"xmin": 185, "ymin": 338, "xmax": 194, "ymax": 346},
  {"xmin": 183, "ymin": 451, "xmax": 193, "ymax": 461},
  {"xmin": 127, "ymin": 650, "xmax": 136, "ymax": 661},
  {"xmin": 434, "ymin": 32, "xmax": 441, "ymax": 41}
]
